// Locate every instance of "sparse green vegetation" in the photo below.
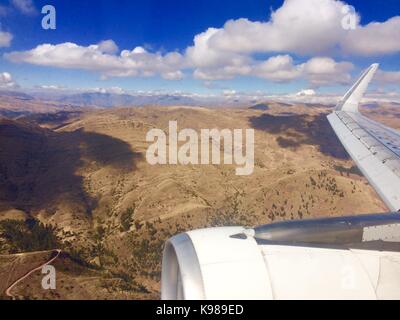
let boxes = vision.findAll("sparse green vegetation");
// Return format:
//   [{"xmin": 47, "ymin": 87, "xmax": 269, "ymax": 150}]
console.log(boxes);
[
  {"xmin": 334, "ymin": 165, "xmax": 363, "ymax": 177},
  {"xmin": 120, "ymin": 206, "xmax": 135, "ymax": 232},
  {"xmin": 0, "ymin": 104, "xmax": 391, "ymax": 299},
  {"xmin": 0, "ymin": 218, "xmax": 60, "ymax": 254},
  {"xmin": 206, "ymin": 191, "xmax": 255, "ymax": 227}
]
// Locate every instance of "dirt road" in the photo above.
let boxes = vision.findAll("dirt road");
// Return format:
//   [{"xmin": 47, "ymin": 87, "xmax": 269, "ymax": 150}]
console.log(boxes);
[{"xmin": 5, "ymin": 249, "xmax": 61, "ymax": 299}]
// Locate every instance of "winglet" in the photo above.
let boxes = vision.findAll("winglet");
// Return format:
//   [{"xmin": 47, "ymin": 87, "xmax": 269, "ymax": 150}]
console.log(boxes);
[{"xmin": 336, "ymin": 63, "xmax": 379, "ymax": 113}]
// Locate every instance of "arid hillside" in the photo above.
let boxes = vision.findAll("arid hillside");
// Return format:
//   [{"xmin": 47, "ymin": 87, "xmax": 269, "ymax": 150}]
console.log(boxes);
[
  {"xmin": 0, "ymin": 92, "xmax": 91, "ymax": 119},
  {"xmin": 0, "ymin": 102, "xmax": 393, "ymax": 299}
]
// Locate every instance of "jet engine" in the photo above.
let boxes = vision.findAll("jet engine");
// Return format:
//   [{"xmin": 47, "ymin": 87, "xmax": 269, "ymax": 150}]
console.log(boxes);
[{"xmin": 161, "ymin": 214, "xmax": 400, "ymax": 300}]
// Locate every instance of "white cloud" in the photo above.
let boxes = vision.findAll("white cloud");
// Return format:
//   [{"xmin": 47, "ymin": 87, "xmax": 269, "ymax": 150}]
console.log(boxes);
[
  {"xmin": 193, "ymin": 54, "xmax": 354, "ymax": 86},
  {"xmin": 269, "ymin": 92, "xmax": 339, "ymax": 105},
  {"xmin": 375, "ymin": 70, "xmax": 400, "ymax": 85},
  {"xmin": 184, "ymin": 0, "xmax": 366, "ymax": 83},
  {"xmin": 162, "ymin": 70, "xmax": 184, "ymax": 80},
  {"xmin": 89, "ymin": 87, "xmax": 127, "ymax": 94},
  {"xmin": 364, "ymin": 91, "xmax": 400, "ymax": 104},
  {"xmin": 5, "ymin": 41, "xmax": 185, "ymax": 80},
  {"xmin": 254, "ymin": 55, "xmax": 301, "ymax": 82},
  {"xmin": 0, "ymin": 72, "xmax": 18, "ymax": 88},
  {"xmin": 300, "ymin": 57, "xmax": 353, "ymax": 86},
  {"xmin": 270, "ymin": 90, "xmax": 400, "ymax": 105},
  {"xmin": 4, "ymin": 0, "xmax": 400, "ymax": 87},
  {"xmin": 11, "ymin": 0, "xmax": 36, "ymax": 15},
  {"xmin": 5, "ymin": 40, "xmax": 353, "ymax": 86},
  {"xmin": 0, "ymin": 30, "xmax": 12, "ymax": 47},
  {"xmin": 198, "ymin": 0, "xmax": 347, "ymax": 56},
  {"xmin": 192, "ymin": 60, "xmax": 251, "ymax": 81},
  {"xmin": 28, "ymin": 84, "xmax": 400, "ymax": 106},
  {"xmin": 341, "ymin": 17, "xmax": 400, "ymax": 56},
  {"xmin": 222, "ymin": 89, "xmax": 237, "ymax": 96},
  {"xmin": 37, "ymin": 84, "xmax": 66, "ymax": 90},
  {"xmin": 296, "ymin": 89, "xmax": 317, "ymax": 96},
  {"xmin": 97, "ymin": 40, "xmax": 119, "ymax": 55},
  {"xmin": 186, "ymin": 0, "xmax": 400, "ymax": 63}
]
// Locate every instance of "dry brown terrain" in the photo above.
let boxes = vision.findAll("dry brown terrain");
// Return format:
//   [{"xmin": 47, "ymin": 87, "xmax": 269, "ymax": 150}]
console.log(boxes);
[
  {"xmin": 0, "ymin": 93, "xmax": 89, "ymax": 118},
  {"xmin": 361, "ymin": 102, "xmax": 400, "ymax": 130},
  {"xmin": 0, "ymin": 101, "xmax": 394, "ymax": 299}
]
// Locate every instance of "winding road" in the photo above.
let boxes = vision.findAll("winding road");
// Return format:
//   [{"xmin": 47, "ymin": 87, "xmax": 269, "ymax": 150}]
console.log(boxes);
[{"xmin": 5, "ymin": 249, "xmax": 61, "ymax": 299}]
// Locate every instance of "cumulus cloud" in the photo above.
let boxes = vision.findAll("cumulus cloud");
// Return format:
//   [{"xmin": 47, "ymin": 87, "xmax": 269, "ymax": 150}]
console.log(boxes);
[
  {"xmin": 192, "ymin": 54, "xmax": 298, "ymax": 82},
  {"xmin": 341, "ymin": 17, "xmax": 400, "ymax": 56},
  {"xmin": 88, "ymin": 87, "xmax": 127, "ymax": 94},
  {"xmin": 179, "ymin": 0, "xmax": 399, "ymax": 83},
  {"xmin": 253, "ymin": 55, "xmax": 301, "ymax": 82},
  {"xmin": 5, "ymin": 41, "xmax": 186, "ymax": 80},
  {"xmin": 271, "ymin": 89, "xmax": 400, "ymax": 105},
  {"xmin": 300, "ymin": 57, "xmax": 353, "ymax": 86},
  {"xmin": 4, "ymin": 0, "xmax": 400, "ymax": 87},
  {"xmin": 222, "ymin": 89, "xmax": 237, "ymax": 97},
  {"xmin": 192, "ymin": 58, "xmax": 251, "ymax": 81},
  {"xmin": 0, "ymin": 72, "xmax": 18, "ymax": 88},
  {"xmin": 363, "ymin": 91, "xmax": 400, "ymax": 104},
  {"xmin": 183, "ymin": 0, "xmax": 382, "ymax": 83},
  {"xmin": 5, "ymin": 39, "xmax": 353, "ymax": 86},
  {"xmin": 161, "ymin": 70, "xmax": 184, "ymax": 80},
  {"xmin": 375, "ymin": 70, "xmax": 400, "ymax": 85},
  {"xmin": 97, "ymin": 40, "xmax": 119, "ymax": 55},
  {"xmin": 187, "ymin": 0, "xmax": 400, "ymax": 58},
  {"xmin": 11, "ymin": 0, "xmax": 37, "ymax": 15},
  {"xmin": 296, "ymin": 89, "xmax": 317, "ymax": 96},
  {"xmin": 193, "ymin": 0, "xmax": 347, "ymax": 56},
  {"xmin": 37, "ymin": 84, "xmax": 66, "ymax": 90},
  {"xmin": 193, "ymin": 54, "xmax": 353, "ymax": 86}
]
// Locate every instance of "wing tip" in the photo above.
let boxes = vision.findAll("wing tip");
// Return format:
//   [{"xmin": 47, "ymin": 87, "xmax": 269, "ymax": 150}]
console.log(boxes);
[
  {"xmin": 370, "ymin": 63, "xmax": 380, "ymax": 74},
  {"xmin": 336, "ymin": 63, "xmax": 379, "ymax": 113}
]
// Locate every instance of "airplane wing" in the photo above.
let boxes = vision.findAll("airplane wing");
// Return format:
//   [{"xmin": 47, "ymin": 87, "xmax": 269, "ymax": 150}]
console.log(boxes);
[
  {"xmin": 327, "ymin": 64, "xmax": 400, "ymax": 212},
  {"xmin": 161, "ymin": 64, "xmax": 400, "ymax": 300}
]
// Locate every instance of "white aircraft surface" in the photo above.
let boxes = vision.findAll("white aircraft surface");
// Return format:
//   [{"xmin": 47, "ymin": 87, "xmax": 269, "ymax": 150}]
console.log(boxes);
[{"xmin": 161, "ymin": 64, "xmax": 400, "ymax": 300}]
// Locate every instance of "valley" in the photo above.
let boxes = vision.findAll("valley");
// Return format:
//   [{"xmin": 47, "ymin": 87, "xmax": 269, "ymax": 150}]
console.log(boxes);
[{"xmin": 0, "ymin": 100, "xmax": 393, "ymax": 299}]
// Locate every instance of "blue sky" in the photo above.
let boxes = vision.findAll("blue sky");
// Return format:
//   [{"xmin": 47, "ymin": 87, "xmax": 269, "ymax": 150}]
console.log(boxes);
[{"xmin": 0, "ymin": 0, "xmax": 400, "ymax": 98}]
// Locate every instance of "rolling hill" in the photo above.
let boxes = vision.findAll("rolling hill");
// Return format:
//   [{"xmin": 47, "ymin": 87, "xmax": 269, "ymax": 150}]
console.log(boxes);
[{"xmin": 0, "ymin": 102, "xmax": 392, "ymax": 299}]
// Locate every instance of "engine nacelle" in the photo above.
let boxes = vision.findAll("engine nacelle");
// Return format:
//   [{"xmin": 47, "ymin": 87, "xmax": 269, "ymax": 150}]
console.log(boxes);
[
  {"xmin": 161, "ymin": 223, "xmax": 400, "ymax": 300},
  {"xmin": 161, "ymin": 227, "xmax": 273, "ymax": 300}
]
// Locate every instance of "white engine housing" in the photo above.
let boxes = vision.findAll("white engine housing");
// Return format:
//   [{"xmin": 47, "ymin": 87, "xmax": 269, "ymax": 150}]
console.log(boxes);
[
  {"xmin": 161, "ymin": 227, "xmax": 400, "ymax": 300},
  {"xmin": 161, "ymin": 227, "xmax": 273, "ymax": 300}
]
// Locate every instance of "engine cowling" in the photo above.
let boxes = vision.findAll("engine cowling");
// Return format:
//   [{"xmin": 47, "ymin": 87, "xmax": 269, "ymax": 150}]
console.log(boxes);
[
  {"xmin": 161, "ymin": 224, "xmax": 400, "ymax": 300},
  {"xmin": 161, "ymin": 227, "xmax": 273, "ymax": 300}
]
